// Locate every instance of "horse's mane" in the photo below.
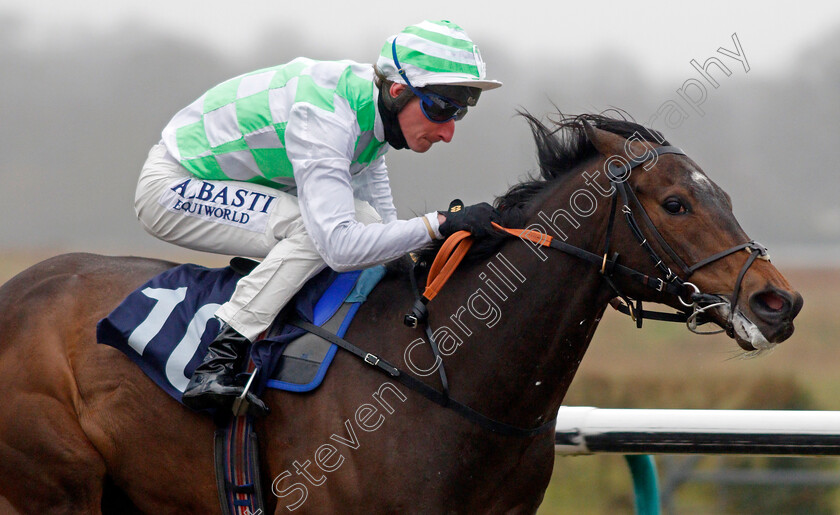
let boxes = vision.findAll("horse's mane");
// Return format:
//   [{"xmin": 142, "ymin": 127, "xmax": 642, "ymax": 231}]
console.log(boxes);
[{"xmin": 388, "ymin": 111, "xmax": 670, "ymax": 275}]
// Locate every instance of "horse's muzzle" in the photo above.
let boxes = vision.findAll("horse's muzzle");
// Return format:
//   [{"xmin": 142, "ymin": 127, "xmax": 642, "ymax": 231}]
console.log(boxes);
[{"xmin": 748, "ymin": 287, "xmax": 804, "ymax": 344}]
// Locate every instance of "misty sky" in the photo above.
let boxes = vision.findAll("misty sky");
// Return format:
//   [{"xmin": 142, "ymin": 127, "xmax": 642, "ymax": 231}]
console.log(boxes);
[
  {"xmin": 2, "ymin": 0, "xmax": 839, "ymax": 265},
  {"xmin": 6, "ymin": 0, "xmax": 840, "ymax": 79}
]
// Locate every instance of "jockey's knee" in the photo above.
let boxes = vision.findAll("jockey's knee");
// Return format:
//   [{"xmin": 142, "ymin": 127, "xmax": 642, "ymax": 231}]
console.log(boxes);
[{"xmin": 134, "ymin": 191, "xmax": 166, "ymax": 241}]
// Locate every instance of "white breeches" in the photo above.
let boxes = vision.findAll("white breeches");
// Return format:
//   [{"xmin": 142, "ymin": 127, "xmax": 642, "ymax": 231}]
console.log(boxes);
[{"xmin": 134, "ymin": 143, "xmax": 382, "ymax": 341}]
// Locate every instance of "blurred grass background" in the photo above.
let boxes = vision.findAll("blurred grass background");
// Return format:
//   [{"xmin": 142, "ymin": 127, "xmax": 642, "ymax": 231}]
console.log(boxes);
[
  {"xmin": 1, "ymin": 256, "xmax": 836, "ymax": 513},
  {"xmin": 539, "ymin": 267, "xmax": 840, "ymax": 514}
]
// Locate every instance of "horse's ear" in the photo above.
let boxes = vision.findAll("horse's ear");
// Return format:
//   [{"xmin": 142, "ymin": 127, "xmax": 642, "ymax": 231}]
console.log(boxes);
[
  {"xmin": 583, "ymin": 120, "xmax": 657, "ymax": 162},
  {"xmin": 582, "ymin": 120, "xmax": 629, "ymax": 158}
]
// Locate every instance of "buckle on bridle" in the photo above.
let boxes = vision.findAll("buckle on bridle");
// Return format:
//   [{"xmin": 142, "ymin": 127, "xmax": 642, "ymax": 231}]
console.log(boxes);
[
  {"xmin": 745, "ymin": 241, "xmax": 771, "ymax": 261},
  {"xmin": 364, "ymin": 353, "xmax": 380, "ymax": 366}
]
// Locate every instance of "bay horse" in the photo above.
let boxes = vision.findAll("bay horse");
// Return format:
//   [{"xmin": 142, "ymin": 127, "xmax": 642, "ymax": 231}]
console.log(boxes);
[{"xmin": 0, "ymin": 113, "xmax": 802, "ymax": 513}]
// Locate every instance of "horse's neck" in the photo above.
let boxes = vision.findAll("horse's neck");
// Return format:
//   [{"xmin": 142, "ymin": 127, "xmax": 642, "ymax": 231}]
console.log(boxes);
[{"xmin": 434, "ymin": 182, "xmax": 614, "ymax": 428}]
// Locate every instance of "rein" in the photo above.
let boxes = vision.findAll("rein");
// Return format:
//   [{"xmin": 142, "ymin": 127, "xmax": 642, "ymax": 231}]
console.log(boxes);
[
  {"xmin": 393, "ymin": 146, "xmax": 772, "ymax": 438},
  {"xmin": 409, "ymin": 146, "xmax": 770, "ymax": 337},
  {"xmin": 289, "ymin": 231, "xmax": 557, "ymax": 439},
  {"xmin": 292, "ymin": 146, "xmax": 771, "ymax": 440}
]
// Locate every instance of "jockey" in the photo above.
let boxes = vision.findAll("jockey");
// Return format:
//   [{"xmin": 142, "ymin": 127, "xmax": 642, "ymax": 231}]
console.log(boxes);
[{"xmin": 134, "ymin": 20, "xmax": 502, "ymax": 415}]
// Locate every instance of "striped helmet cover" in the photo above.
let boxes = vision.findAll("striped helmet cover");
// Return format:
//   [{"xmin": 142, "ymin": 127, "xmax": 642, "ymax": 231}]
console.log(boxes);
[{"xmin": 376, "ymin": 20, "xmax": 502, "ymax": 91}]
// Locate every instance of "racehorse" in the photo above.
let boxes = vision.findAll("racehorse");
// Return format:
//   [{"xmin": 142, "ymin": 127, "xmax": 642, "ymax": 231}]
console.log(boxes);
[{"xmin": 0, "ymin": 113, "xmax": 802, "ymax": 513}]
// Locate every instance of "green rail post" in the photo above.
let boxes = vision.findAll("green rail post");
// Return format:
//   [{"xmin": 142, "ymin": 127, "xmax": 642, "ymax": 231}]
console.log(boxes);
[{"xmin": 624, "ymin": 455, "xmax": 660, "ymax": 515}]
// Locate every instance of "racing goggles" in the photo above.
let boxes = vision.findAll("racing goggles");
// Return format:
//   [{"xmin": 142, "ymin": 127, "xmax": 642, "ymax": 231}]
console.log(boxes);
[{"xmin": 391, "ymin": 39, "xmax": 478, "ymax": 123}]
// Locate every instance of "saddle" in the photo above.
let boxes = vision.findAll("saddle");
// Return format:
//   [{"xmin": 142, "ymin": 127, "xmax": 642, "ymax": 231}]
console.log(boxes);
[{"xmin": 97, "ymin": 258, "xmax": 385, "ymax": 515}]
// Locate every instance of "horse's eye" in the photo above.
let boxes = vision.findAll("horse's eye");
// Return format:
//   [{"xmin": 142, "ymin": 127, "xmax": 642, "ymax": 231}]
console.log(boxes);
[{"xmin": 663, "ymin": 198, "xmax": 687, "ymax": 214}]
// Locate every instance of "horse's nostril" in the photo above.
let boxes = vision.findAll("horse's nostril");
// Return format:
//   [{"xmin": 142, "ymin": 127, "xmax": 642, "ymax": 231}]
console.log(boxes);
[
  {"xmin": 747, "ymin": 289, "xmax": 802, "ymax": 343},
  {"xmin": 750, "ymin": 289, "xmax": 801, "ymax": 325},
  {"xmin": 757, "ymin": 291, "xmax": 785, "ymax": 312}
]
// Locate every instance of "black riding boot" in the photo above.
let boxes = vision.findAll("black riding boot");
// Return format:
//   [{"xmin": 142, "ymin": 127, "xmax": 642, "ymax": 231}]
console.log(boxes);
[{"xmin": 182, "ymin": 324, "xmax": 269, "ymax": 416}]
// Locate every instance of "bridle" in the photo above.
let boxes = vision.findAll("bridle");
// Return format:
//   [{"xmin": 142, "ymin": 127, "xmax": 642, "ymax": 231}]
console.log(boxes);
[
  {"xmin": 558, "ymin": 144, "xmax": 770, "ymax": 337},
  {"xmin": 314, "ymin": 143, "xmax": 771, "ymax": 440},
  {"xmin": 487, "ymin": 145, "xmax": 769, "ymax": 338}
]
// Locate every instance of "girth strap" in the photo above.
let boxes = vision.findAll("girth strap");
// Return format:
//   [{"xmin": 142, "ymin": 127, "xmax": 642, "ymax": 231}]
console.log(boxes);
[{"xmin": 214, "ymin": 411, "xmax": 265, "ymax": 515}]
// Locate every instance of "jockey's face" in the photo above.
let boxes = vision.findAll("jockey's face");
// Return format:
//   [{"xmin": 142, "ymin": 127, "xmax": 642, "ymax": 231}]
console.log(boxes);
[{"xmin": 390, "ymin": 83, "xmax": 455, "ymax": 153}]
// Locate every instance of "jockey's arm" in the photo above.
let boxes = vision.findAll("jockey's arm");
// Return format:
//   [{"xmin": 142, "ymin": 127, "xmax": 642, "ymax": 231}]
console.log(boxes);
[
  {"xmin": 351, "ymin": 157, "xmax": 398, "ymax": 223},
  {"xmin": 286, "ymin": 103, "xmax": 441, "ymax": 272}
]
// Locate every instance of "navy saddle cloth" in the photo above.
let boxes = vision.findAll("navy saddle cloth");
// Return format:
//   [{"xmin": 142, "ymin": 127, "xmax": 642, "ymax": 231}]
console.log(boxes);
[{"xmin": 96, "ymin": 262, "xmax": 384, "ymax": 404}]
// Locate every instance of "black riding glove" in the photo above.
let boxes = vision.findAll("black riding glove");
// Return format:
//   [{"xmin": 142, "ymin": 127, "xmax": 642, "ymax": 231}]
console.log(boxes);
[{"xmin": 438, "ymin": 200, "xmax": 501, "ymax": 239}]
